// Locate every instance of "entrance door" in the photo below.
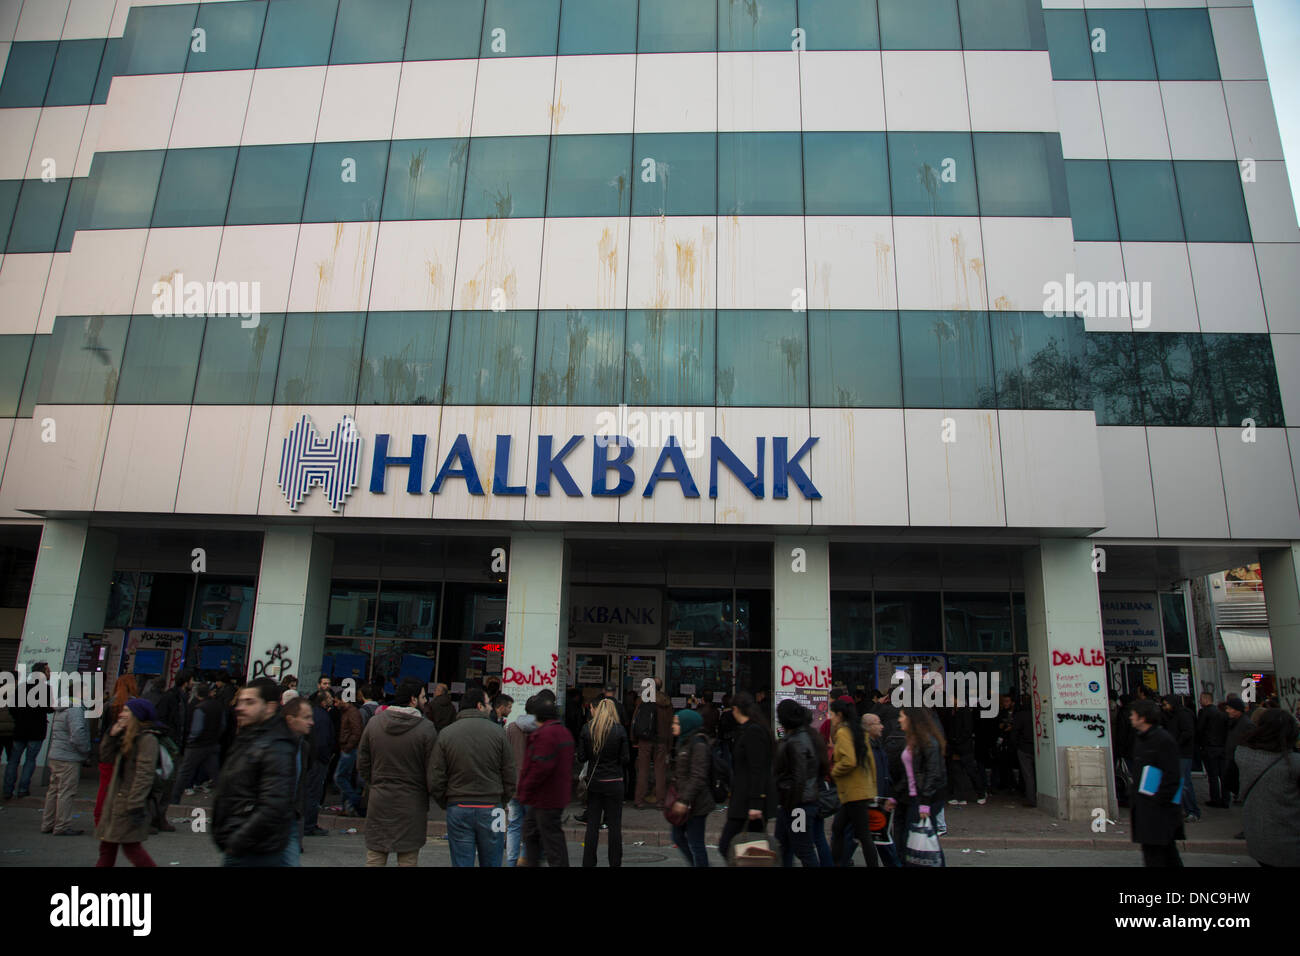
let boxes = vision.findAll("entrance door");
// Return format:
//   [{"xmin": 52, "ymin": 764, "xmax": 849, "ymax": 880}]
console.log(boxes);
[
  {"xmin": 622, "ymin": 651, "xmax": 664, "ymax": 699},
  {"xmin": 568, "ymin": 649, "xmax": 665, "ymax": 711}
]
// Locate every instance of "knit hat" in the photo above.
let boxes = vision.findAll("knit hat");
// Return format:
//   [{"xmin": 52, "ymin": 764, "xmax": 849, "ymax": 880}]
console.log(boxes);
[
  {"xmin": 125, "ymin": 697, "xmax": 156, "ymax": 723},
  {"xmin": 676, "ymin": 708, "xmax": 702, "ymax": 735}
]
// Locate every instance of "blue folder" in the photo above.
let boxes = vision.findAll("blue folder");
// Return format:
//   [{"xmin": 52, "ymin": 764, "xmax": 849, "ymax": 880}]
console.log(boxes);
[{"xmin": 1138, "ymin": 765, "xmax": 1183, "ymax": 804}]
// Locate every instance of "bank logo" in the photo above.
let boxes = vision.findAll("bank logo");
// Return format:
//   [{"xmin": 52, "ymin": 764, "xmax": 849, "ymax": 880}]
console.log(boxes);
[{"xmin": 278, "ymin": 415, "xmax": 361, "ymax": 512}]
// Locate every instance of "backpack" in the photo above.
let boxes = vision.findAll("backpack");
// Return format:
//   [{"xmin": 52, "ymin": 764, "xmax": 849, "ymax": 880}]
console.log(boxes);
[
  {"xmin": 632, "ymin": 701, "xmax": 657, "ymax": 741},
  {"xmin": 709, "ymin": 738, "xmax": 733, "ymax": 804}
]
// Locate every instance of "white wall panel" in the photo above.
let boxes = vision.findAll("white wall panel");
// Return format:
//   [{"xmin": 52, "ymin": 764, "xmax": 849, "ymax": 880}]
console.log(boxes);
[
  {"xmin": 810, "ymin": 408, "xmax": 908, "ymax": 527},
  {"xmin": 1217, "ymin": 426, "xmax": 1300, "ymax": 539},
  {"xmin": 904, "ymin": 408, "xmax": 1005, "ymax": 527},
  {"xmin": 1147, "ymin": 427, "xmax": 1230, "ymax": 537},
  {"xmin": 94, "ymin": 404, "xmax": 189, "ymax": 512},
  {"xmin": 538, "ymin": 217, "xmax": 630, "ymax": 311},
  {"xmin": 286, "ymin": 221, "xmax": 380, "ymax": 313},
  {"xmin": 452, "ymin": 218, "xmax": 544, "ymax": 312},
  {"xmin": 0, "ymin": 406, "xmax": 113, "ymax": 514},
  {"xmin": 368, "ymin": 219, "xmax": 460, "ymax": 313},
  {"xmin": 999, "ymin": 410, "xmax": 1106, "ymax": 528},
  {"xmin": 626, "ymin": 216, "xmax": 716, "ymax": 311},
  {"xmin": 175, "ymin": 404, "xmax": 270, "ymax": 515},
  {"xmin": 1093, "ymin": 425, "xmax": 1158, "ymax": 538}
]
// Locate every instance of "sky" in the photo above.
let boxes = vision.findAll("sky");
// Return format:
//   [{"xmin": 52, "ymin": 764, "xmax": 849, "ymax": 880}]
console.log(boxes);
[{"xmin": 1256, "ymin": 0, "xmax": 1300, "ymax": 222}]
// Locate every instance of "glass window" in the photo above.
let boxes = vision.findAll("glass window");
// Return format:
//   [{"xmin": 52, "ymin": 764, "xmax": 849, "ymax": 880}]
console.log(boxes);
[
  {"xmin": 328, "ymin": 580, "xmax": 379, "ymax": 636},
  {"xmin": 374, "ymin": 641, "xmax": 437, "ymax": 687},
  {"xmin": 1087, "ymin": 10, "xmax": 1155, "ymax": 82},
  {"xmin": 959, "ymin": 0, "xmax": 1045, "ymax": 51},
  {"xmin": 1110, "ymin": 160, "xmax": 1183, "ymax": 242},
  {"xmin": 383, "ymin": 138, "xmax": 468, "ymax": 220},
  {"xmin": 874, "ymin": 592, "xmax": 943, "ymax": 652},
  {"xmin": 258, "ymin": 0, "xmax": 339, "ymax": 68},
  {"xmin": 0, "ymin": 335, "xmax": 32, "ymax": 417},
  {"xmin": 331, "ymin": 0, "xmax": 411, "ymax": 64},
  {"xmin": 1160, "ymin": 592, "xmax": 1190, "ymax": 656},
  {"xmin": 1147, "ymin": 9, "xmax": 1218, "ymax": 81},
  {"xmin": 462, "ymin": 136, "xmax": 549, "ymax": 219},
  {"xmin": 0, "ymin": 181, "xmax": 20, "ymax": 248},
  {"xmin": 879, "ymin": 0, "xmax": 959, "ymax": 50},
  {"xmin": 191, "ymin": 633, "xmax": 249, "ymax": 674},
  {"xmin": 152, "ymin": 146, "xmax": 237, "ymax": 228},
  {"xmin": 407, "ymin": 0, "xmax": 484, "ymax": 59},
  {"xmin": 831, "ymin": 652, "xmax": 875, "ymax": 696},
  {"xmin": 944, "ymin": 592, "xmax": 1013, "ymax": 652},
  {"xmin": 559, "ymin": 0, "xmax": 636, "ymax": 54},
  {"xmin": 0, "ymin": 41, "xmax": 57, "ymax": 108},
  {"xmin": 191, "ymin": 576, "xmax": 256, "ymax": 631},
  {"xmin": 973, "ymin": 133, "xmax": 1069, "ymax": 218},
  {"xmin": 273, "ymin": 312, "xmax": 365, "ymax": 404},
  {"xmin": 357, "ymin": 310, "xmax": 450, "ymax": 404},
  {"xmin": 6, "ymin": 178, "xmax": 71, "ymax": 253},
  {"xmin": 1175, "ymin": 162, "xmax": 1251, "ymax": 243},
  {"xmin": 734, "ymin": 590, "xmax": 771, "ymax": 650},
  {"xmin": 1203, "ymin": 334, "xmax": 1284, "ymax": 428},
  {"xmin": 809, "ymin": 310, "xmax": 902, "ymax": 407},
  {"xmin": 631, "ymin": 133, "xmax": 716, "ymax": 217},
  {"xmin": 187, "ymin": 0, "xmax": 266, "ymax": 72},
  {"xmin": 226, "ymin": 144, "xmax": 313, "ymax": 225},
  {"xmin": 38, "ymin": 315, "xmax": 130, "ymax": 404},
  {"xmin": 625, "ymin": 309, "xmax": 715, "ymax": 405},
  {"xmin": 193, "ymin": 314, "xmax": 285, "ymax": 404},
  {"xmin": 888, "ymin": 132, "xmax": 977, "ymax": 216},
  {"xmin": 719, "ymin": 0, "xmax": 796, "ymax": 52},
  {"xmin": 1086, "ymin": 332, "xmax": 1141, "ymax": 426},
  {"xmin": 56, "ymin": 178, "xmax": 86, "ymax": 253},
  {"xmin": 481, "ymin": 0, "xmax": 561, "ymax": 57},
  {"xmin": 1013, "ymin": 593, "xmax": 1026, "ymax": 652},
  {"xmin": 443, "ymin": 311, "xmax": 536, "ymax": 404},
  {"xmin": 667, "ymin": 650, "xmax": 731, "ymax": 696},
  {"xmin": 80, "ymin": 150, "xmax": 164, "ymax": 230},
  {"xmin": 322, "ymin": 637, "xmax": 370, "ymax": 681},
  {"xmin": 1135, "ymin": 333, "xmax": 1214, "ymax": 426},
  {"xmin": 440, "ymin": 582, "xmax": 507, "ymax": 640},
  {"xmin": 303, "ymin": 140, "xmax": 389, "ymax": 222},
  {"xmin": 718, "ymin": 132, "xmax": 802, "ymax": 216},
  {"xmin": 717, "ymin": 311, "xmax": 808, "ymax": 407},
  {"xmin": 1043, "ymin": 10, "xmax": 1092, "ymax": 80},
  {"xmin": 734, "ymin": 651, "xmax": 772, "ymax": 697},
  {"xmin": 375, "ymin": 582, "xmax": 438, "ymax": 639},
  {"xmin": 115, "ymin": 315, "xmax": 204, "ymax": 403},
  {"xmin": 118, "ymin": 3, "xmax": 197, "ymax": 76},
  {"xmin": 546, "ymin": 134, "xmax": 632, "ymax": 218},
  {"xmin": 639, "ymin": 0, "xmax": 716, "ymax": 53},
  {"xmin": 92, "ymin": 37, "xmax": 120, "ymax": 105},
  {"xmin": 534, "ymin": 310, "xmax": 624, "ymax": 404},
  {"xmin": 45, "ymin": 39, "xmax": 106, "ymax": 106},
  {"xmin": 990, "ymin": 312, "xmax": 1089, "ymax": 411},
  {"xmin": 668, "ymin": 590, "xmax": 734, "ymax": 649},
  {"xmin": 900, "ymin": 311, "xmax": 995, "ymax": 408},
  {"xmin": 803, "ymin": 132, "xmax": 890, "ymax": 216},
  {"xmin": 17, "ymin": 336, "xmax": 49, "ymax": 418},
  {"xmin": 831, "ymin": 592, "xmax": 873, "ymax": 651},
  {"xmin": 797, "ymin": 0, "xmax": 879, "ymax": 51},
  {"xmin": 1063, "ymin": 160, "xmax": 1117, "ymax": 241}
]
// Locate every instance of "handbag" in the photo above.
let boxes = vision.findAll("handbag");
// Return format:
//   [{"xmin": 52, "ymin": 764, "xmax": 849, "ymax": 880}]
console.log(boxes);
[
  {"xmin": 662, "ymin": 784, "xmax": 690, "ymax": 827},
  {"xmin": 902, "ymin": 813, "xmax": 945, "ymax": 868},
  {"xmin": 816, "ymin": 779, "xmax": 840, "ymax": 817},
  {"xmin": 730, "ymin": 830, "xmax": 778, "ymax": 867},
  {"xmin": 576, "ymin": 759, "xmax": 593, "ymax": 802}
]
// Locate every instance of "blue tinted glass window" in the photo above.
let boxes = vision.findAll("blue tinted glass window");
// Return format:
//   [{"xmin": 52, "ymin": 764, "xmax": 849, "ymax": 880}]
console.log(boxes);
[
  {"xmin": 0, "ymin": 181, "xmax": 19, "ymax": 249},
  {"xmin": 115, "ymin": 315, "xmax": 204, "ymax": 404},
  {"xmin": 1063, "ymin": 160, "xmax": 1117, "ymax": 241},
  {"xmin": 974, "ymin": 133, "xmax": 1069, "ymax": 217},
  {"xmin": 152, "ymin": 147, "xmax": 237, "ymax": 228},
  {"xmin": 358, "ymin": 311, "xmax": 450, "ymax": 404},
  {"xmin": 1110, "ymin": 160, "xmax": 1183, "ymax": 242},
  {"xmin": 92, "ymin": 37, "xmax": 120, "ymax": 105},
  {"xmin": 547, "ymin": 135, "xmax": 632, "ymax": 217},
  {"xmin": 719, "ymin": 132, "xmax": 802, "ymax": 216},
  {"xmin": 481, "ymin": 0, "xmax": 560, "ymax": 57},
  {"xmin": 304, "ymin": 141, "xmax": 390, "ymax": 222},
  {"xmin": 258, "ymin": 0, "xmax": 339, "ymax": 68},
  {"xmin": 639, "ymin": 0, "xmax": 716, "ymax": 53},
  {"xmin": 534, "ymin": 310, "xmax": 624, "ymax": 404},
  {"xmin": 879, "ymin": 0, "xmax": 959, "ymax": 50},
  {"xmin": 631, "ymin": 133, "xmax": 716, "ymax": 217},
  {"xmin": 45, "ymin": 39, "xmax": 105, "ymax": 106},
  {"xmin": 0, "ymin": 41, "xmax": 57, "ymax": 107},
  {"xmin": 1086, "ymin": 10, "xmax": 1155, "ymax": 81},
  {"xmin": 187, "ymin": 1, "xmax": 267, "ymax": 72},
  {"xmin": 193, "ymin": 314, "xmax": 284, "ymax": 404},
  {"xmin": 39, "ymin": 315, "xmax": 130, "ymax": 404},
  {"xmin": 274, "ymin": 312, "xmax": 365, "ymax": 404},
  {"xmin": 1175, "ymin": 162, "xmax": 1251, "ymax": 243},
  {"xmin": 1147, "ymin": 9, "xmax": 1218, "ymax": 81},
  {"xmin": 810, "ymin": 311, "xmax": 901, "ymax": 407},
  {"xmin": 625, "ymin": 310, "xmax": 715, "ymax": 405},
  {"xmin": 80, "ymin": 150, "xmax": 165, "ymax": 230},
  {"xmin": 1086, "ymin": 332, "xmax": 1140, "ymax": 426},
  {"xmin": 717, "ymin": 311, "xmax": 808, "ymax": 406},
  {"xmin": 900, "ymin": 311, "xmax": 995, "ymax": 408},
  {"xmin": 803, "ymin": 133, "xmax": 890, "ymax": 216},
  {"xmin": 0, "ymin": 335, "xmax": 32, "ymax": 417},
  {"xmin": 6, "ymin": 179, "xmax": 70, "ymax": 253},
  {"xmin": 1134, "ymin": 333, "xmax": 1214, "ymax": 426},
  {"xmin": 719, "ymin": 0, "xmax": 796, "ymax": 52},
  {"xmin": 888, "ymin": 132, "xmax": 977, "ymax": 216},
  {"xmin": 443, "ymin": 311, "xmax": 536, "ymax": 404},
  {"xmin": 118, "ymin": 3, "xmax": 197, "ymax": 75},
  {"xmin": 462, "ymin": 136, "xmax": 549, "ymax": 219},
  {"xmin": 17, "ymin": 336, "xmax": 48, "ymax": 417},
  {"xmin": 959, "ymin": 0, "xmax": 1045, "ymax": 51},
  {"xmin": 406, "ymin": 0, "xmax": 484, "ymax": 59},
  {"xmin": 1204, "ymin": 335, "xmax": 1283, "ymax": 428},
  {"xmin": 56, "ymin": 178, "xmax": 87, "ymax": 253},
  {"xmin": 383, "ymin": 139, "xmax": 468, "ymax": 220},
  {"xmin": 797, "ymin": 0, "xmax": 879, "ymax": 51},
  {"xmin": 990, "ymin": 312, "xmax": 1088, "ymax": 410},
  {"xmin": 559, "ymin": 0, "xmax": 636, "ymax": 54},
  {"xmin": 226, "ymin": 144, "xmax": 313, "ymax": 225},
  {"xmin": 331, "ymin": 0, "xmax": 411, "ymax": 64},
  {"xmin": 1043, "ymin": 10, "xmax": 1092, "ymax": 80}
]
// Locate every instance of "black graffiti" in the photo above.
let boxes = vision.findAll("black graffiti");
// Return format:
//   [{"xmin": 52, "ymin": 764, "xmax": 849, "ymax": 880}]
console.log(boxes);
[
  {"xmin": 1056, "ymin": 711, "xmax": 1108, "ymax": 739},
  {"xmin": 251, "ymin": 643, "xmax": 293, "ymax": 681}
]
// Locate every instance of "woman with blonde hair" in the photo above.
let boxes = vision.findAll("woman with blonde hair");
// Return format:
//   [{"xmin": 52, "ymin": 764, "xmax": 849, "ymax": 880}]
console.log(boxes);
[
  {"xmin": 94, "ymin": 674, "xmax": 138, "ymax": 824},
  {"xmin": 95, "ymin": 698, "xmax": 163, "ymax": 867},
  {"xmin": 578, "ymin": 697, "xmax": 629, "ymax": 867}
]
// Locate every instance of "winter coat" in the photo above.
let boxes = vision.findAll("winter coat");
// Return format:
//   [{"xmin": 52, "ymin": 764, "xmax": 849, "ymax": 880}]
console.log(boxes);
[
  {"xmin": 1237, "ymin": 746, "xmax": 1300, "ymax": 867},
  {"xmin": 517, "ymin": 719, "xmax": 574, "ymax": 810},
  {"xmin": 1167, "ymin": 706, "xmax": 1195, "ymax": 759},
  {"xmin": 831, "ymin": 724, "xmax": 877, "ymax": 804},
  {"xmin": 579, "ymin": 721, "xmax": 629, "ymax": 782},
  {"xmin": 309, "ymin": 704, "xmax": 335, "ymax": 763},
  {"xmin": 429, "ymin": 708, "xmax": 515, "ymax": 808},
  {"xmin": 1196, "ymin": 705, "xmax": 1228, "ymax": 757},
  {"xmin": 1226, "ymin": 715, "xmax": 1252, "ymax": 765},
  {"xmin": 96, "ymin": 729, "xmax": 160, "ymax": 845},
  {"xmin": 727, "ymin": 720, "xmax": 774, "ymax": 821},
  {"xmin": 774, "ymin": 724, "xmax": 823, "ymax": 810},
  {"xmin": 11, "ymin": 685, "xmax": 48, "ymax": 740},
  {"xmin": 212, "ymin": 716, "xmax": 298, "ymax": 857},
  {"xmin": 1130, "ymin": 724, "xmax": 1186, "ymax": 846},
  {"xmin": 48, "ymin": 705, "xmax": 91, "ymax": 763},
  {"xmin": 337, "ymin": 703, "xmax": 363, "ymax": 753},
  {"xmin": 154, "ymin": 686, "xmax": 189, "ymax": 745},
  {"xmin": 357, "ymin": 707, "xmax": 438, "ymax": 853},
  {"xmin": 428, "ymin": 694, "xmax": 456, "ymax": 732},
  {"xmin": 1010, "ymin": 708, "xmax": 1035, "ymax": 755},
  {"xmin": 671, "ymin": 730, "xmax": 715, "ymax": 816},
  {"xmin": 631, "ymin": 695, "xmax": 673, "ymax": 746},
  {"xmin": 188, "ymin": 697, "xmax": 225, "ymax": 747},
  {"xmin": 506, "ymin": 715, "xmax": 538, "ymax": 789},
  {"xmin": 895, "ymin": 736, "xmax": 946, "ymax": 810}
]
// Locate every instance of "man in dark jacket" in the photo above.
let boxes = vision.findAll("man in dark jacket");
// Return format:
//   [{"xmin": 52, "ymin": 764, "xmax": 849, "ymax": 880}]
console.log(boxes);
[
  {"xmin": 302, "ymin": 691, "xmax": 336, "ymax": 835},
  {"xmin": 427, "ymin": 683, "xmax": 456, "ymax": 732},
  {"xmin": 946, "ymin": 703, "xmax": 988, "ymax": 805},
  {"xmin": 172, "ymin": 682, "xmax": 225, "ymax": 801},
  {"xmin": 1161, "ymin": 695, "xmax": 1199, "ymax": 821},
  {"xmin": 1196, "ymin": 692, "xmax": 1229, "ymax": 808},
  {"xmin": 5, "ymin": 663, "xmax": 50, "ymax": 800},
  {"xmin": 212, "ymin": 678, "xmax": 297, "ymax": 866},
  {"xmin": 335, "ymin": 697, "xmax": 364, "ymax": 816},
  {"xmin": 1223, "ymin": 695, "xmax": 1251, "ymax": 803},
  {"xmin": 1009, "ymin": 697, "xmax": 1036, "ymax": 807},
  {"xmin": 631, "ymin": 678, "xmax": 673, "ymax": 809},
  {"xmin": 357, "ymin": 679, "xmax": 438, "ymax": 866},
  {"xmin": 151, "ymin": 670, "xmax": 194, "ymax": 831},
  {"xmin": 517, "ymin": 698, "xmax": 573, "ymax": 867},
  {"xmin": 1129, "ymin": 699, "xmax": 1185, "ymax": 867}
]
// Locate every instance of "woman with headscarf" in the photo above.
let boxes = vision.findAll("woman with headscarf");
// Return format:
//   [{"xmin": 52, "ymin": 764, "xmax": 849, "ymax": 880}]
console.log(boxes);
[
  {"xmin": 95, "ymin": 698, "xmax": 163, "ymax": 867},
  {"xmin": 667, "ymin": 707, "xmax": 714, "ymax": 866}
]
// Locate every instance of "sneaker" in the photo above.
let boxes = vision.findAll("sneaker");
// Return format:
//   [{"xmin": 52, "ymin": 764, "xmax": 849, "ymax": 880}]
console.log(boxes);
[
  {"xmin": 305, "ymin": 826, "xmax": 329, "ymax": 837},
  {"xmin": 183, "ymin": 789, "xmax": 196, "ymax": 797},
  {"xmin": 157, "ymin": 820, "xmax": 176, "ymax": 832},
  {"xmin": 54, "ymin": 829, "xmax": 85, "ymax": 836},
  {"xmin": 949, "ymin": 799, "xmax": 967, "ymax": 806},
  {"xmin": 976, "ymin": 794, "xmax": 988, "ymax": 805},
  {"xmin": 1185, "ymin": 813, "xmax": 1200, "ymax": 823}
]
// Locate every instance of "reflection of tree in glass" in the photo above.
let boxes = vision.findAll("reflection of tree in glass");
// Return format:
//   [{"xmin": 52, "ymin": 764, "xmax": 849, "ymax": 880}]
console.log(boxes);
[
  {"xmin": 996, "ymin": 332, "xmax": 1088, "ymax": 410},
  {"xmin": 1203, "ymin": 335, "xmax": 1283, "ymax": 427},
  {"xmin": 1133, "ymin": 333, "xmax": 1213, "ymax": 426},
  {"xmin": 1086, "ymin": 334, "xmax": 1141, "ymax": 425}
]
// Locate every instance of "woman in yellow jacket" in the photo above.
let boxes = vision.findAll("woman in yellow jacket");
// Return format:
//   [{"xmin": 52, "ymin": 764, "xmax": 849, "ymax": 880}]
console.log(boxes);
[{"xmin": 829, "ymin": 699, "xmax": 880, "ymax": 866}]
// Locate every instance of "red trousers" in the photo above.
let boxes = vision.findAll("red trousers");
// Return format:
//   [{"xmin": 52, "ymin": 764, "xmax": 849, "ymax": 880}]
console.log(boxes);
[
  {"xmin": 94, "ymin": 763, "xmax": 113, "ymax": 825},
  {"xmin": 96, "ymin": 841, "xmax": 156, "ymax": 867}
]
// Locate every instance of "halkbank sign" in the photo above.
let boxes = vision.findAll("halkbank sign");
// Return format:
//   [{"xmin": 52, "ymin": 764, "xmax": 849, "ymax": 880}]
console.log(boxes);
[{"xmin": 278, "ymin": 415, "xmax": 822, "ymax": 512}]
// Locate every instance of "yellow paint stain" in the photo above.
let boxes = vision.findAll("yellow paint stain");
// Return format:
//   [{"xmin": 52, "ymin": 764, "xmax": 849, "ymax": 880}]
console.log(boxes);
[
  {"xmin": 993, "ymin": 295, "xmax": 1012, "ymax": 310},
  {"xmin": 550, "ymin": 81, "xmax": 568, "ymax": 130}
]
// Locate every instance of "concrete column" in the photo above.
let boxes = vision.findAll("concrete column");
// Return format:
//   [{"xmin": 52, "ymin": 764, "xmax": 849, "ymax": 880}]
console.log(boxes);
[
  {"xmin": 501, "ymin": 532, "xmax": 569, "ymax": 706},
  {"xmin": 19, "ymin": 520, "xmax": 116, "ymax": 671},
  {"xmin": 773, "ymin": 536, "xmax": 831, "ymax": 714},
  {"xmin": 1258, "ymin": 545, "xmax": 1300, "ymax": 713},
  {"xmin": 248, "ymin": 527, "xmax": 333, "ymax": 687},
  {"xmin": 1023, "ymin": 539, "xmax": 1115, "ymax": 820}
]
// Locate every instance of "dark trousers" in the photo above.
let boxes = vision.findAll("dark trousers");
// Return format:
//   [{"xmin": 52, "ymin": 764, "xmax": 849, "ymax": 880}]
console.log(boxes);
[
  {"xmin": 172, "ymin": 743, "xmax": 220, "ymax": 801},
  {"xmin": 1225, "ymin": 759, "xmax": 1240, "ymax": 800},
  {"xmin": 522, "ymin": 807, "xmax": 568, "ymax": 867},
  {"xmin": 1202, "ymin": 753, "xmax": 1226, "ymax": 804},
  {"xmin": 582, "ymin": 780, "xmax": 624, "ymax": 867},
  {"xmin": 776, "ymin": 802, "xmax": 822, "ymax": 867},
  {"xmin": 718, "ymin": 816, "xmax": 765, "ymax": 862},
  {"xmin": 1141, "ymin": 842, "xmax": 1184, "ymax": 867},
  {"xmin": 832, "ymin": 799, "xmax": 880, "ymax": 866},
  {"xmin": 952, "ymin": 746, "xmax": 987, "ymax": 798},
  {"xmin": 303, "ymin": 763, "xmax": 328, "ymax": 830},
  {"xmin": 1018, "ymin": 750, "xmax": 1036, "ymax": 805},
  {"xmin": 671, "ymin": 814, "xmax": 709, "ymax": 867}
]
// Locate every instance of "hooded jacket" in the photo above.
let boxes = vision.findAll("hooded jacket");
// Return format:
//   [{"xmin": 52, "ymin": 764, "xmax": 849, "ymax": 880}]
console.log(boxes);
[
  {"xmin": 672, "ymin": 730, "xmax": 715, "ymax": 816},
  {"xmin": 517, "ymin": 718, "xmax": 574, "ymax": 810},
  {"xmin": 357, "ymin": 706, "xmax": 438, "ymax": 853},
  {"xmin": 48, "ymin": 704, "xmax": 91, "ymax": 763},
  {"xmin": 97, "ymin": 728, "xmax": 161, "ymax": 845},
  {"xmin": 1237, "ymin": 746, "xmax": 1300, "ymax": 867},
  {"xmin": 337, "ymin": 701, "xmax": 363, "ymax": 754},
  {"xmin": 506, "ymin": 714, "xmax": 538, "ymax": 791},
  {"xmin": 429, "ymin": 708, "xmax": 516, "ymax": 808},
  {"xmin": 212, "ymin": 715, "xmax": 297, "ymax": 857},
  {"xmin": 774, "ymin": 723, "xmax": 824, "ymax": 810},
  {"xmin": 428, "ymin": 693, "xmax": 457, "ymax": 732}
]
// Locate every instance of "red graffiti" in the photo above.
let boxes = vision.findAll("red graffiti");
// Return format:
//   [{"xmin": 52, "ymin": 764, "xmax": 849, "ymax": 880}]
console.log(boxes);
[
  {"xmin": 1032, "ymin": 666, "xmax": 1043, "ymax": 744},
  {"xmin": 1052, "ymin": 648, "xmax": 1106, "ymax": 667},
  {"xmin": 780, "ymin": 665, "xmax": 832, "ymax": 689},
  {"xmin": 503, "ymin": 653, "xmax": 558, "ymax": 687}
]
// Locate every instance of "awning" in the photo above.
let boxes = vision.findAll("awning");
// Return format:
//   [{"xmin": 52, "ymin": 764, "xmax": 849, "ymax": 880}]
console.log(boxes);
[{"xmin": 1218, "ymin": 627, "xmax": 1273, "ymax": 672}]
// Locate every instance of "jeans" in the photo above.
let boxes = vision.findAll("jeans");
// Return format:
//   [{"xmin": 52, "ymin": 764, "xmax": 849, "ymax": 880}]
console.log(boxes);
[
  {"xmin": 671, "ymin": 814, "xmax": 709, "ymax": 867},
  {"xmin": 1202, "ymin": 753, "xmax": 1226, "ymax": 804},
  {"xmin": 4, "ymin": 739, "xmax": 42, "ymax": 796},
  {"xmin": 813, "ymin": 813, "xmax": 834, "ymax": 866},
  {"xmin": 171, "ymin": 743, "xmax": 220, "ymax": 802},
  {"xmin": 776, "ymin": 802, "xmax": 822, "ymax": 867},
  {"xmin": 505, "ymin": 799, "xmax": 526, "ymax": 866},
  {"xmin": 335, "ymin": 750, "xmax": 361, "ymax": 810},
  {"xmin": 522, "ymin": 806, "xmax": 568, "ymax": 867},
  {"xmin": 281, "ymin": 820, "xmax": 302, "ymax": 867},
  {"xmin": 446, "ymin": 804, "xmax": 504, "ymax": 867},
  {"xmin": 718, "ymin": 817, "xmax": 765, "ymax": 862},
  {"xmin": 223, "ymin": 850, "xmax": 289, "ymax": 867},
  {"xmin": 1179, "ymin": 757, "xmax": 1200, "ymax": 815},
  {"xmin": 832, "ymin": 799, "xmax": 880, "ymax": 866},
  {"xmin": 582, "ymin": 780, "xmax": 624, "ymax": 867}
]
